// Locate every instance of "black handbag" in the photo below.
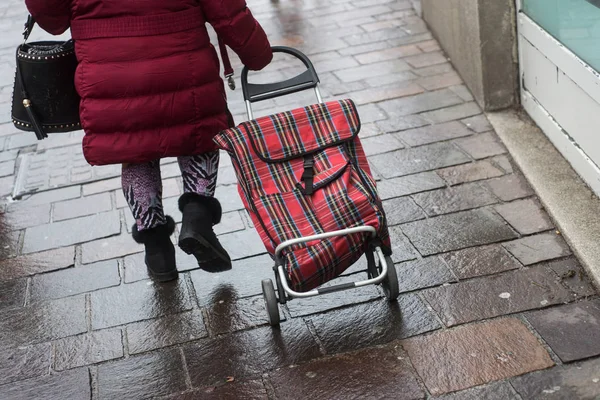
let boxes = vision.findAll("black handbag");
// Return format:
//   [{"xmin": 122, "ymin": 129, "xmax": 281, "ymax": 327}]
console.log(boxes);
[{"xmin": 11, "ymin": 16, "xmax": 81, "ymax": 140}]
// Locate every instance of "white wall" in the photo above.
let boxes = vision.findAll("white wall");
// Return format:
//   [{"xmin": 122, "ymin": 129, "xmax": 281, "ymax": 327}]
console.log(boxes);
[{"xmin": 518, "ymin": 11, "xmax": 600, "ymax": 196}]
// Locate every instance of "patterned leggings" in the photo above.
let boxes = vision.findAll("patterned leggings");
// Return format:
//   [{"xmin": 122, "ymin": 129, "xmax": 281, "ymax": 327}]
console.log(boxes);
[{"xmin": 122, "ymin": 151, "xmax": 219, "ymax": 231}]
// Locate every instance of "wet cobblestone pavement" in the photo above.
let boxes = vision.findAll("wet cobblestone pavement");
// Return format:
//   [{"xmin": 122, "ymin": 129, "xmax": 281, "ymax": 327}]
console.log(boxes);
[{"xmin": 0, "ymin": 0, "xmax": 599, "ymax": 399}]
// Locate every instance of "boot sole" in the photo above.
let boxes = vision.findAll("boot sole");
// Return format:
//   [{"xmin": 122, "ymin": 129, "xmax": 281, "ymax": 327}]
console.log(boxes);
[
  {"xmin": 178, "ymin": 234, "xmax": 232, "ymax": 273},
  {"xmin": 147, "ymin": 268, "xmax": 179, "ymax": 282}
]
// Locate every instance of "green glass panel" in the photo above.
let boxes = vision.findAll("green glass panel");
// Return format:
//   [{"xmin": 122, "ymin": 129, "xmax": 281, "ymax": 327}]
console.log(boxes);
[{"xmin": 523, "ymin": 0, "xmax": 600, "ymax": 72}]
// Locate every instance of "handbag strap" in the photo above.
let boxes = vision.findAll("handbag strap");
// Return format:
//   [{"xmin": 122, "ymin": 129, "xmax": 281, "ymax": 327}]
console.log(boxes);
[
  {"xmin": 17, "ymin": 15, "xmax": 35, "ymax": 103},
  {"xmin": 22, "ymin": 15, "xmax": 35, "ymax": 43},
  {"xmin": 218, "ymin": 37, "xmax": 236, "ymax": 90},
  {"xmin": 16, "ymin": 16, "xmax": 33, "ymax": 102},
  {"xmin": 15, "ymin": 15, "xmax": 48, "ymax": 139}
]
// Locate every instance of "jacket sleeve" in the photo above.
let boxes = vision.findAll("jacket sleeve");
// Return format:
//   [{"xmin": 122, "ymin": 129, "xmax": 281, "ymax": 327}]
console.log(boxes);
[
  {"xmin": 24, "ymin": 0, "xmax": 71, "ymax": 35},
  {"xmin": 201, "ymin": 0, "xmax": 272, "ymax": 71}
]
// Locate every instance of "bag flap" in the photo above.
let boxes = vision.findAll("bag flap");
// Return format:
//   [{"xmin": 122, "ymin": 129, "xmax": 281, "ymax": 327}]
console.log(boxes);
[
  {"xmin": 241, "ymin": 99, "xmax": 360, "ymax": 163},
  {"xmin": 296, "ymin": 160, "xmax": 350, "ymax": 194}
]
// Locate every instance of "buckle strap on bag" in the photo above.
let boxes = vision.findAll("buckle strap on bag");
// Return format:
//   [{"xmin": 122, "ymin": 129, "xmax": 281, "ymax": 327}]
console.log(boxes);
[{"xmin": 301, "ymin": 155, "xmax": 315, "ymax": 195}]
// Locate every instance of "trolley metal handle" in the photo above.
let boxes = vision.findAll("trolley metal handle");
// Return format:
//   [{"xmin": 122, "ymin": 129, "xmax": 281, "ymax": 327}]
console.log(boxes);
[{"xmin": 242, "ymin": 46, "xmax": 323, "ymax": 119}]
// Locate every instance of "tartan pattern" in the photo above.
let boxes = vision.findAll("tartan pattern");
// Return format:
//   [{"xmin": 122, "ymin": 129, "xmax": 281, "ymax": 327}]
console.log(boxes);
[
  {"xmin": 245, "ymin": 101, "xmax": 359, "ymax": 162},
  {"xmin": 214, "ymin": 99, "xmax": 390, "ymax": 292}
]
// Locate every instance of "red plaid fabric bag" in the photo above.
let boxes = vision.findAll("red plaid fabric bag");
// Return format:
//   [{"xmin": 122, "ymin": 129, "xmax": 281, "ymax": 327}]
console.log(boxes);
[{"xmin": 213, "ymin": 99, "xmax": 391, "ymax": 292}]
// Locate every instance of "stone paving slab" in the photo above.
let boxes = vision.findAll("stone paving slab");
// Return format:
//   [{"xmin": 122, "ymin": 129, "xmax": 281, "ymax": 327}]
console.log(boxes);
[
  {"xmin": 403, "ymin": 318, "xmax": 554, "ymax": 396},
  {"xmin": 0, "ymin": 0, "xmax": 598, "ymax": 398},
  {"xmin": 525, "ymin": 299, "xmax": 600, "ymax": 363},
  {"xmin": 269, "ymin": 344, "xmax": 425, "ymax": 400}
]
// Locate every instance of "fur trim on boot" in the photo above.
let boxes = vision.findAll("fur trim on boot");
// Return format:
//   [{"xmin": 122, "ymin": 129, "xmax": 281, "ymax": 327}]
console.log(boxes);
[
  {"xmin": 130, "ymin": 216, "xmax": 177, "ymax": 282},
  {"xmin": 132, "ymin": 216, "xmax": 176, "ymax": 244},
  {"xmin": 178, "ymin": 193, "xmax": 222, "ymax": 225}
]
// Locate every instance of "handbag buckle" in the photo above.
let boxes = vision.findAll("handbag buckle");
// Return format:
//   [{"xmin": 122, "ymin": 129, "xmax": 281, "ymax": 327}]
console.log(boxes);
[
  {"xmin": 226, "ymin": 73, "xmax": 236, "ymax": 91},
  {"xmin": 22, "ymin": 15, "xmax": 35, "ymax": 44}
]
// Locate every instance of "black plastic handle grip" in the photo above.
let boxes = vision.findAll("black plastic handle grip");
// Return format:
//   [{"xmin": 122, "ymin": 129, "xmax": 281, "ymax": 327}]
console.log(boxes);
[{"xmin": 241, "ymin": 46, "xmax": 320, "ymax": 103}]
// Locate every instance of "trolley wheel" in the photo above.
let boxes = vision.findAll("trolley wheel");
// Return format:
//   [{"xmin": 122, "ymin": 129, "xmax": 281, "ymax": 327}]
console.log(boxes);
[
  {"xmin": 381, "ymin": 256, "xmax": 400, "ymax": 301},
  {"xmin": 261, "ymin": 279, "xmax": 281, "ymax": 326}
]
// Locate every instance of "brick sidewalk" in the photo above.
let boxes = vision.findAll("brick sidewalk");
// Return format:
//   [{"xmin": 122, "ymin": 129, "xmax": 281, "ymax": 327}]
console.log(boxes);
[{"xmin": 1, "ymin": 0, "xmax": 599, "ymax": 399}]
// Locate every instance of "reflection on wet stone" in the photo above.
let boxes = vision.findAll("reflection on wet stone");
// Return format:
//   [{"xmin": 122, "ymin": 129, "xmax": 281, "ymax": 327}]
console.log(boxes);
[
  {"xmin": 403, "ymin": 318, "xmax": 553, "ymax": 396},
  {"xmin": 1, "ymin": 203, "xmax": 51, "ymax": 230},
  {"xmin": 422, "ymin": 265, "xmax": 575, "ymax": 326},
  {"xmin": 503, "ymin": 232, "xmax": 571, "ymax": 265},
  {"xmin": 361, "ymin": 134, "xmax": 405, "ymax": 156},
  {"xmin": 0, "ymin": 368, "xmax": 91, "ymax": 400},
  {"xmin": 81, "ymin": 233, "xmax": 144, "ymax": 264},
  {"xmin": 376, "ymin": 114, "xmax": 429, "ymax": 133},
  {"xmin": 54, "ymin": 329, "xmax": 124, "ymax": 371},
  {"xmin": 268, "ymin": 344, "xmax": 425, "ymax": 400},
  {"xmin": 511, "ymin": 358, "xmax": 600, "ymax": 400},
  {"xmin": 0, "ymin": 343, "xmax": 51, "ymax": 386},
  {"xmin": 0, "ymin": 278, "xmax": 27, "ymax": 309},
  {"xmin": 160, "ymin": 380, "xmax": 269, "ymax": 400},
  {"xmin": 378, "ymin": 88, "xmax": 463, "ymax": 118},
  {"xmin": 98, "ymin": 348, "xmax": 188, "ymax": 399},
  {"xmin": 90, "ymin": 279, "xmax": 193, "ymax": 330},
  {"xmin": 369, "ymin": 141, "xmax": 470, "ymax": 179},
  {"xmin": 525, "ymin": 299, "xmax": 600, "ymax": 363},
  {"xmin": 377, "ymin": 171, "xmax": 445, "ymax": 200},
  {"xmin": 382, "ymin": 196, "xmax": 426, "ymax": 226},
  {"xmin": 435, "ymin": 381, "xmax": 520, "ymax": 400},
  {"xmin": 22, "ymin": 210, "xmax": 121, "ymax": 254},
  {"xmin": 396, "ymin": 257, "xmax": 456, "ymax": 293},
  {"xmin": 0, "ymin": 229, "xmax": 20, "ymax": 260},
  {"xmin": 309, "ymin": 296, "xmax": 440, "ymax": 354},
  {"xmin": 484, "ymin": 174, "xmax": 534, "ymax": 202},
  {"xmin": 395, "ymin": 121, "xmax": 472, "ymax": 147},
  {"xmin": 122, "ymin": 251, "xmax": 148, "ymax": 283},
  {"xmin": 287, "ymin": 273, "xmax": 382, "ymax": 317},
  {"xmin": 402, "ymin": 209, "xmax": 518, "ymax": 256},
  {"xmin": 0, "ymin": 247, "xmax": 75, "ymax": 281},
  {"xmin": 31, "ymin": 259, "xmax": 120, "ymax": 301},
  {"xmin": 219, "ymin": 229, "xmax": 267, "ymax": 261},
  {"xmin": 494, "ymin": 198, "xmax": 553, "ymax": 235},
  {"xmin": 206, "ymin": 292, "xmax": 283, "ymax": 335},
  {"xmin": 441, "ymin": 244, "xmax": 521, "ymax": 279},
  {"xmin": 412, "ymin": 182, "xmax": 498, "ymax": 216},
  {"xmin": 184, "ymin": 320, "xmax": 321, "ymax": 388},
  {"xmin": 0, "ymin": 296, "xmax": 87, "ymax": 349},
  {"xmin": 437, "ymin": 160, "xmax": 504, "ymax": 186},
  {"xmin": 420, "ymin": 102, "xmax": 480, "ymax": 125},
  {"xmin": 126, "ymin": 310, "xmax": 208, "ymax": 355},
  {"xmin": 191, "ymin": 254, "xmax": 274, "ymax": 306},
  {"xmin": 388, "ymin": 225, "xmax": 419, "ymax": 263}
]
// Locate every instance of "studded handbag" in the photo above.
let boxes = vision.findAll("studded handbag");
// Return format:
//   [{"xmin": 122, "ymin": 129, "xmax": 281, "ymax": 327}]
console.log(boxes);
[{"xmin": 11, "ymin": 16, "xmax": 81, "ymax": 140}]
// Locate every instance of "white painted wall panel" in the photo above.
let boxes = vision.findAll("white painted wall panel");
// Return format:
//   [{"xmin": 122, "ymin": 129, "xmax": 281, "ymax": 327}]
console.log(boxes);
[
  {"xmin": 522, "ymin": 38, "xmax": 600, "ymax": 166},
  {"xmin": 519, "ymin": 12, "xmax": 600, "ymax": 196}
]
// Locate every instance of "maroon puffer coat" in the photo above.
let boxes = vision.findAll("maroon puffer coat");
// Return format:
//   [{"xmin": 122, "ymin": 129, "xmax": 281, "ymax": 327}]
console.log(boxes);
[{"xmin": 24, "ymin": 0, "xmax": 272, "ymax": 166}]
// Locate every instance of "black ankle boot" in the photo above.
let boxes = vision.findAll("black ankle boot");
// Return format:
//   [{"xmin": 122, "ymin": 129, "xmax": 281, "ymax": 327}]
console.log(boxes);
[
  {"xmin": 132, "ymin": 216, "xmax": 178, "ymax": 282},
  {"xmin": 178, "ymin": 193, "xmax": 232, "ymax": 272}
]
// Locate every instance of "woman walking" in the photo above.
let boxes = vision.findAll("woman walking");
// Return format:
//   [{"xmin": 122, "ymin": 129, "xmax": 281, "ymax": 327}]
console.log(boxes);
[{"xmin": 24, "ymin": 0, "xmax": 273, "ymax": 281}]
